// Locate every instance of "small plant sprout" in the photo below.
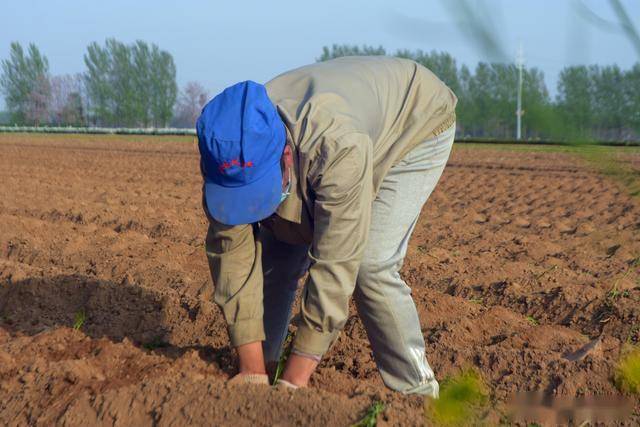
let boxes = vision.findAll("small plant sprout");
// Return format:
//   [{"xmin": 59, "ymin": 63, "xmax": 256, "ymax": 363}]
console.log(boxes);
[
  {"xmin": 425, "ymin": 368, "xmax": 489, "ymax": 426},
  {"xmin": 526, "ymin": 316, "xmax": 539, "ymax": 326},
  {"xmin": 614, "ymin": 346, "xmax": 640, "ymax": 394},
  {"xmin": 73, "ymin": 309, "xmax": 86, "ymax": 330},
  {"xmin": 607, "ymin": 256, "xmax": 640, "ymax": 302},
  {"xmin": 351, "ymin": 401, "xmax": 384, "ymax": 427},
  {"xmin": 272, "ymin": 332, "xmax": 293, "ymax": 386}
]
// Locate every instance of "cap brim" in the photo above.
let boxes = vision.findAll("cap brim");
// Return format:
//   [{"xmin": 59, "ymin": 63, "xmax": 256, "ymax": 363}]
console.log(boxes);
[{"xmin": 204, "ymin": 165, "xmax": 282, "ymax": 226}]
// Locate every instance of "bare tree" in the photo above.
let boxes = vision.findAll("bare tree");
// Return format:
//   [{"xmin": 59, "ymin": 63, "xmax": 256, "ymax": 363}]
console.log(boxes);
[
  {"xmin": 172, "ymin": 81, "xmax": 208, "ymax": 128},
  {"xmin": 25, "ymin": 74, "xmax": 51, "ymax": 125},
  {"xmin": 49, "ymin": 73, "xmax": 85, "ymax": 125}
]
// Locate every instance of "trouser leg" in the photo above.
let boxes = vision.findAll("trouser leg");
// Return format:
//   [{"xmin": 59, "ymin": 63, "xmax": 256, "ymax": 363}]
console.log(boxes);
[
  {"xmin": 260, "ymin": 227, "xmax": 310, "ymax": 363},
  {"xmin": 354, "ymin": 124, "xmax": 455, "ymax": 397}
]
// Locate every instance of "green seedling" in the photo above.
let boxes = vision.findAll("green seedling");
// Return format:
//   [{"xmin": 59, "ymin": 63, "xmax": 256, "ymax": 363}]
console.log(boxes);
[
  {"xmin": 469, "ymin": 298, "xmax": 483, "ymax": 305},
  {"xmin": 607, "ymin": 256, "xmax": 640, "ymax": 302},
  {"xmin": 614, "ymin": 346, "xmax": 640, "ymax": 394},
  {"xmin": 73, "ymin": 309, "xmax": 86, "ymax": 330},
  {"xmin": 351, "ymin": 401, "xmax": 384, "ymax": 427},
  {"xmin": 425, "ymin": 368, "xmax": 489, "ymax": 426},
  {"xmin": 526, "ymin": 316, "xmax": 539, "ymax": 326},
  {"xmin": 272, "ymin": 332, "xmax": 293, "ymax": 386}
]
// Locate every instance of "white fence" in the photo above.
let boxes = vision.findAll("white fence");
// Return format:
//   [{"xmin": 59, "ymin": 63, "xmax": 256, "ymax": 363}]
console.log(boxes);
[{"xmin": 0, "ymin": 126, "xmax": 196, "ymax": 135}]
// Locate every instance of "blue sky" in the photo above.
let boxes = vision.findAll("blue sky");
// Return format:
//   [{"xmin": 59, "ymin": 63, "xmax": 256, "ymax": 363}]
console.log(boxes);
[{"xmin": 1, "ymin": 0, "xmax": 639, "ymax": 107}]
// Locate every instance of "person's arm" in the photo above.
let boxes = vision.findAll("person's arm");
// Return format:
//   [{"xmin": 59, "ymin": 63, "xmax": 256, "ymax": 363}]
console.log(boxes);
[
  {"xmin": 291, "ymin": 133, "xmax": 374, "ymax": 357},
  {"xmin": 204, "ymin": 213, "xmax": 265, "ymax": 348}
]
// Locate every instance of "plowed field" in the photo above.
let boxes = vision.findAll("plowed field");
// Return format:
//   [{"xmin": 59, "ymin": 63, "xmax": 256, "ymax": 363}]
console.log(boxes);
[{"xmin": 1, "ymin": 134, "xmax": 639, "ymax": 425}]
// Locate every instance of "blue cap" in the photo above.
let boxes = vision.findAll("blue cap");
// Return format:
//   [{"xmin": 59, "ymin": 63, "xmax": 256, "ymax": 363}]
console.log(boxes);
[{"xmin": 197, "ymin": 80, "xmax": 286, "ymax": 225}]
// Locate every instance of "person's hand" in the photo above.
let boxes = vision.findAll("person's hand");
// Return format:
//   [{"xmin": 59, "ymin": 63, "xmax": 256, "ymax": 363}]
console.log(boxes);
[
  {"xmin": 280, "ymin": 353, "xmax": 319, "ymax": 387},
  {"xmin": 227, "ymin": 341, "xmax": 269, "ymax": 386},
  {"xmin": 227, "ymin": 373, "xmax": 269, "ymax": 386}
]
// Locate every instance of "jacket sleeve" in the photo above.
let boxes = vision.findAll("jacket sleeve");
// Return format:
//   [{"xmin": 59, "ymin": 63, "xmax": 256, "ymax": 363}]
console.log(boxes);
[
  {"xmin": 293, "ymin": 133, "xmax": 373, "ymax": 356},
  {"xmin": 204, "ymin": 199, "xmax": 265, "ymax": 347}
]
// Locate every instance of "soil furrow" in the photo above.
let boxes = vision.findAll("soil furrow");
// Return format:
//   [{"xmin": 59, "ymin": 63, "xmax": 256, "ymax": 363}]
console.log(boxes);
[{"xmin": 1, "ymin": 134, "xmax": 638, "ymax": 425}]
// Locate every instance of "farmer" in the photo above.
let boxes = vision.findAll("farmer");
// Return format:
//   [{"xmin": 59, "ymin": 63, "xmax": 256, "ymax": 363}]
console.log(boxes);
[{"xmin": 198, "ymin": 56, "xmax": 457, "ymax": 397}]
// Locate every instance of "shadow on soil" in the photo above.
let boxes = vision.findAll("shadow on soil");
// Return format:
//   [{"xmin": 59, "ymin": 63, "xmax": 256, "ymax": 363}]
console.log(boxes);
[{"xmin": 0, "ymin": 274, "xmax": 235, "ymax": 375}]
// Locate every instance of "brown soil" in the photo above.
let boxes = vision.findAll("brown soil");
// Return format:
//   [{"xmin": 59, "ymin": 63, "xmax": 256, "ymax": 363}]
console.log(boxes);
[{"xmin": 1, "ymin": 134, "xmax": 639, "ymax": 426}]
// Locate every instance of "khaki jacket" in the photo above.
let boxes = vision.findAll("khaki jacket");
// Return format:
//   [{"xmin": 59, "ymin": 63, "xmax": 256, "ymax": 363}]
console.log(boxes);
[{"xmin": 205, "ymin": 56, "xmax": 457, "ymax": 355}]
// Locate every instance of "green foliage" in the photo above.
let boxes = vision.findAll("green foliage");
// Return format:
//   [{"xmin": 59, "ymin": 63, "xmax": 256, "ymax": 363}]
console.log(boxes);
[
  {"xmin": 73, "ymin": 309, "xmax": 86, "ymax": 330},
  {"xmin": 272, "ymin": 332, "xmax": 293, "ymax": 385},
  {"xmin": 557, "ymin": 64, "xmax": 639, "ymax": 141},
  {"xmin": 0, "ymin": 42, "xmax": 51, "ymax": 125},
  {"xmin": 607, "ymin": 257, "xmax": 640, "ymax": 301},
  {"xmin": 615, "ymin": 346, "xmax": 640, "ymax": 394},
  {"xmin": 458, "ymin": 62, "xmax": 551, "ymax": 138},
  {"xmin": 525, "ymin": 316, "xmax": 539, "ymax": 326},
  {"xmin": 318, "ymin": 44, "xmax": 640, "ymax": 141},
  {"xmin": 317, "ymin": 44, "xmax": 386, "ymax": 62},
  {"xmin": 84, "ymin": 39, "xmax": 177, "ymax": 127},
  {"xmin": 351, "ymin": 401, "xmax": 384, "ymax": 427},
  {"xmin": 84, "ymin": 41, "xmax": 112, "ymax": 125},
  {"xmin": 425, "ymin": 369, "xmax": 489, "ymax": 426}
]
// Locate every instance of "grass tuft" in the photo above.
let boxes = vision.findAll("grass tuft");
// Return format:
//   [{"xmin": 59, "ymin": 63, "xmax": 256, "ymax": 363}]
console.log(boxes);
[
  {"xmin": 526, "ymin": 316, "xmax": 539, "ymax": 326},
  {"xmin": 607, "ymin": 256, "xmax": 640, "ymax": 303},
  {"xmin": 425, "ymin": 368, "xmax": 489, "ymax": 426},
  {"xmin": 577, "ymin": 146, "xmax": 640, "ymax": 199},
  {"xmin": 615, "ymin": 346, "xmax": 640, "ymax": 394},
  {"xmin": 351, "ymin": 401, "xmax": 385, "ymax": 427},
  {"xmin": 73, "ymin": 309, "xmax": 86, "ymax": 330}
]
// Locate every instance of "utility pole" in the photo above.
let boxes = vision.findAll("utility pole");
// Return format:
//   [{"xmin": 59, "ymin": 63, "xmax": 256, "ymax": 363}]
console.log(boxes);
[{"xmin": 516, "ymin": 43, "xmax": 524, "ymax": 141}]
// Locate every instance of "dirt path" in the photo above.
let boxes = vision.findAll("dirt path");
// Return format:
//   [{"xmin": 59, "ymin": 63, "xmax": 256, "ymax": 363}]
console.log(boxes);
[{"xmin": 1, "ymin": 134, "xmax": 639, "ymax": 425}]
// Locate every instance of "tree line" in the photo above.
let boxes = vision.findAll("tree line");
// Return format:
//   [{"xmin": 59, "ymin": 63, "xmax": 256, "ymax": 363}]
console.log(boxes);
[
  {"xmin": 0, "ymin": 40, "xmax": 207, "ymax": 128},
  {"xmin": 1, "ymin": 41, "xmax": 638, "ymax": 141},
  {"xmin": 319, "ymin": 44, "xmax": 640, "ymax": 141}
]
